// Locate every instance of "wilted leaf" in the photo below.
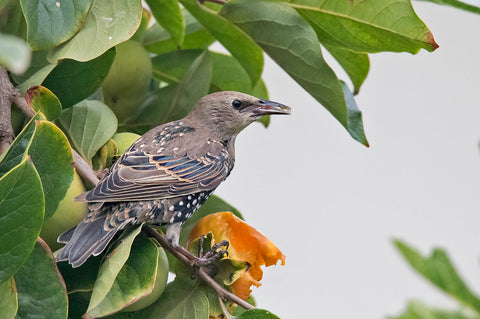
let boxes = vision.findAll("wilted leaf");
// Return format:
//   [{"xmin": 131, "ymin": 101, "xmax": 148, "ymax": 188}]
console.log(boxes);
[
  {"xmin": 180, "ymin": 0, "xmax": 263, "ymax": 86},
  {"xmin": 58, "ymin": 100, "xmax": 118, "ymax": 162},
  {"xmin": 14, "ymin": 239, "xmax": 68, "ymax": 319},
  {"xmin": 221, "ymin": 0, "xmax": 368, "ymax": 145},
  {"xmin": 0, "ymin": 158, "xmax": 44, "ymax": 284},
  {"xmin": 180, "ymin": 195, "xmax": 242, "ymax": 246},
  {"xmin": 42, "ymin": 48, "xmax": 116, "ymax": 108},
  {"xmin": 144, "ymin": 9, "xmax": 214, "ymax": 54},
  {"xmin": 188, "ymin": 212, "xmax": 285, "ymax": 300},
  {"xmin": 146, "ymin": 0, "xmax": 184, "ymax": 46},
  {"xmin": 25, "ymin": 86, "xmax": 62, "ymax": 121},
  {"xmin": 48, "ymin": 0, "xmax": 142, "ymax": 62},
  {"xmin": 20, "ymin": 0, "xmax": 92, "ymax": 50},
  {"xmin": 324, "ymin": 45, "xmax": 370, "ymax": 95},
  {"xmin": 87, "ymin": 225, "xmax": 143, "ymax": 313},
  {"xmin": 0, "ymin": 277, "xmax": 17, "ymax": 319},
  {"xmin": 389, "ymin": 300, "xmax": 475, "ymax": 319},
  {"xmin": 394, "ymin": 240, "xmax": 480, "ymax": 313},
  {"xmin": 291, "ymin": 0, "xmax": 438, "ymax": 53},
  {"xmin": 0, "ymin": 33, "xmax": 31, "ymax": 74},
  {"xmin": 123, "ymin": 51, "xmax": 211, "ymax": 133}
]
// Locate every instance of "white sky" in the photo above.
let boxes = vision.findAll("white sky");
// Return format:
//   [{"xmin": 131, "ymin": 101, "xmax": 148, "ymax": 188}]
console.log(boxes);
[{"xmin": 215, "ymin": 2, "xmax": 480, "ymax": 318}]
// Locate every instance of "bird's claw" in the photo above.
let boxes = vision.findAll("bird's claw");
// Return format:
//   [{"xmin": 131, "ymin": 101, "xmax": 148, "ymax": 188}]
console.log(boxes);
[{"xmin": 195, "ymin": 237, "xmax": 229, "ymax": 266}]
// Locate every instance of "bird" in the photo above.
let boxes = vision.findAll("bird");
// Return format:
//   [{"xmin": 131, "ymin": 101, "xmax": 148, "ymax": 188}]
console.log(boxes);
[{"xmin": 56, "ymin": 91, "xmax": 291, "ymax": 268}]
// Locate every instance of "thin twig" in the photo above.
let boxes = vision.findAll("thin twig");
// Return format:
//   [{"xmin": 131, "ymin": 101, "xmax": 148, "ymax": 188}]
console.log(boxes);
[{"xmin": 142, "ymin": 225, "xmax": 254, "ymax": 310}]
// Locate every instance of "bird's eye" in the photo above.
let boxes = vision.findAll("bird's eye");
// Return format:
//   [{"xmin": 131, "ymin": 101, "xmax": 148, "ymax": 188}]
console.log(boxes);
[{"xmin": 231, "ymin": 99, "xmax": 242, "ymax": 109}]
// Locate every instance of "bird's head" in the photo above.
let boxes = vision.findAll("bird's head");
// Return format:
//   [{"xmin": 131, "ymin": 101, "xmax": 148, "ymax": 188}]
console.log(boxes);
[{"xmin": 187, "ymin": 91, "xmax": 291, "ymax": 139}]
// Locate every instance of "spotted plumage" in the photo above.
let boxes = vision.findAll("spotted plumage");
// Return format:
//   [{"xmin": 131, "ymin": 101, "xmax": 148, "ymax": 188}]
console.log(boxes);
[{"xmin": 56, "ymin": 91, "xmax": 291, "ymax": 267}]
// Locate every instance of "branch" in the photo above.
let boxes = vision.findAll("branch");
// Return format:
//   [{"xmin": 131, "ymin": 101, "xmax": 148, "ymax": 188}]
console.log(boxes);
[
  {"xmin": 142, "ymin": 225, "xmax": 254, "ymax": 310},
  {"xmin": 0, "ymin": 67, "xmax": 16, "ymax": 155},
  {"xmin": 2, "ymin": 70, "xmax": 252, "ymax": 311}
]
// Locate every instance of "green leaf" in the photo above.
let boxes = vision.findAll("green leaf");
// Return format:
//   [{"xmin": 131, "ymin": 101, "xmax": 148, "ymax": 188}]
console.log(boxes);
[
  {"xmin": 10, "ymin": 50, "xmax": 49, "ymax": 85},
  {"xmin": 0, "ymin": 158, "xmax": 44, "ymax": 284},
  {"xmin": 180, "ymin": 0, "xmax": 263, "ymax": 86},
  {"xmin": 0, "ymin": 33, "xmax": 31, "ymax": 74},
  {"xmin": 26, "ymin": 121, "xmax": 74, "ymax": 218},
  {"xmin": 179, "ymin": 195, "xmax": 242, "ymax": 246},
  {"xmin": 0, "ymin": 113, "xmax": 44, "ymax": 178},
  {"xmin": 20, "ymin": 0, "xmax": 92, "ymax": 50},
  {"xmin": 137, "ymin": 276, "xmax": 209, "ymax": 319},
  {"xmin": 48, "ymin": 0, "xmax": 142, "ymax": 62},
  {"xmin": 0, "ymin": 0, "xmax": 27, "ymax": 38},
  {"xmin": 290, "ymin": 0, "xmax": 438, "ymax": 53},
  {"xmin": 0, "ymin": 277, "xmax": 18, "ymax": 319},
  {"xmin": 86, "ymin": 233, "xmax": 159, "ymax": 317},
  {"xmin": 57, "ymin": 255, "xmax": 103, "ymax": 293},
  {"xmin": 123, "ymin": 51, "xmax": 212, "ymax": 133},
  {"xmin": 14, "ymin": 239, "xmax": 68, "ymax": 319},
  {"xmin": 151, "ymin": 49, "xmax": 254, "ymax": 93},
  {"xmin": 236, "ymin": 309, "xmax": 280, "ymax": 319},
  {"xmin": 17, "ymin": 63, "xmax": 57, "ymax": 95},
  {"xmin": 25, "ymin": 86, "xmax": 62, "ymax": 121},
  {"xmin": 143, "ymin": 10, "xmax": 215, "ymax": 54},
  {"xmin": 341, "ymin": 81, "xmax": 369, "ymax": 146},
  {"xmin": 146, "ymin": 0, "xmax": 185, "ymax": 46},
  {"xmin": 394, "ymin": 239, "xmax": 480, "ymax": 313},
  {"xmin": 42, "ymin": 48, "xmax": 116, "ymax": 108},
  {"xmin": 58, "ymin": 100, "xmax": 118, "ymax": 161},
  {"xmin": 87, "ymin": 225, "xmax": 143, "ymax": 312},
  {"xmin": 324, "ymin": 45, "xmax": 370, "ymax": 95},
  {"xmin": 221, "ymin": 0, "xmax": 368, "ymax": 145},
  {"xmin": 418, "ymin": 0, "xmax": 480, "ymax": 14},
  {"xmin": 390, "ymin": 300, "xmax": 475, "ymax": 319}
]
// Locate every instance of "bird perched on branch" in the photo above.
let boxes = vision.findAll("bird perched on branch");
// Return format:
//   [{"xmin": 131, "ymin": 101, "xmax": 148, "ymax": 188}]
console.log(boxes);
[{"xmin": 56, "ymin": 91, "xmax": 291, "ymax": 268}]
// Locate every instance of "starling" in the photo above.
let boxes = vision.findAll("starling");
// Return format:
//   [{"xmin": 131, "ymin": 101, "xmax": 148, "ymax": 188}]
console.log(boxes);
[{"xmin": 56, "ymin": 91, "xmax": 291, "ymax": 267}]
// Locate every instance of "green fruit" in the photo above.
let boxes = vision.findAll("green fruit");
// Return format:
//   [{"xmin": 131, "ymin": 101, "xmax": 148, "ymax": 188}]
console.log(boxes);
[
  {"xmin": 122, "ymin": 247, "xmax": 169, "ymax": 312},
  {"xmin": 102, "ymin": 40, "xmax": 152, "ymax": 122},
  {"xmin": 112, "ymin": 132, "xmax": 141, "ymax": 155},
  {"xmin": 40, "ymin": 171, "xmax": 88, "ymax": 250}
]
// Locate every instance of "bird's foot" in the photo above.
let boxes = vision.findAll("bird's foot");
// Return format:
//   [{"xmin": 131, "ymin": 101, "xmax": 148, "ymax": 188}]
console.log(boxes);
[
  {"xmin": 188, "ymin": 236, "xmax": 229, "ymax": 278},
  {"xmin": 197, "ymin": 236, "xmax": 229, "ymax": 266}
]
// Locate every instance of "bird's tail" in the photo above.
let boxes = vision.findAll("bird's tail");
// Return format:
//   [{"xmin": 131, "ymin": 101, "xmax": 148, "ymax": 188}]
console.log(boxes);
[{"xmin": 56, "ymin": 213, "xmax": 129, "ymax": 268}]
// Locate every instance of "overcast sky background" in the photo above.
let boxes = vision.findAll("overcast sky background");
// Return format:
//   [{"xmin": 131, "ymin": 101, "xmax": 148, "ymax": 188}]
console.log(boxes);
[{"xmin": 214, "ymin": 3, "xmax": 480, "ymax": 318}]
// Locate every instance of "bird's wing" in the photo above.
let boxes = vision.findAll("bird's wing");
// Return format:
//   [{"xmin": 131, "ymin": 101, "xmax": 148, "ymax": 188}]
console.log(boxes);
[{"xmin": 78, "ymin": 149, "xmax": 231, "ymax": 202}]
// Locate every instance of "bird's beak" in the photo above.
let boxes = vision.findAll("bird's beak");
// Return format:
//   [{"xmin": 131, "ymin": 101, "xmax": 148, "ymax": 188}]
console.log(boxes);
[{"xmin": 243, "ymin": 99, "xmax": 291, "ymax": 117}]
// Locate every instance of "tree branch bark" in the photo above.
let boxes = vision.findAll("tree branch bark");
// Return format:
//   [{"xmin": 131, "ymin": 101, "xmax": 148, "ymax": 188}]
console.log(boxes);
[{"xmin": 0, "ymin": 67, "xmax": 16, "ymax": 155}]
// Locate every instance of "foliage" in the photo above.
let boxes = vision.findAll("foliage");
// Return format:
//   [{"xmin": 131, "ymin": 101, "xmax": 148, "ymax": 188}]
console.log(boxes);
[
  {"xmin": 391, "ymin": 240, "xmax": 480, "ymax": 319},
  {"xmin": 0, "ymin": 0, "xmax": 476, "ymax": 317}
]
